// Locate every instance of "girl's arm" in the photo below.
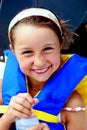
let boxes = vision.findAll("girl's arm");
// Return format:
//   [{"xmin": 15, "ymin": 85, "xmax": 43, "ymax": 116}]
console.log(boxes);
[
  {"xmin": 0, "ymin": 114, "xmax": 12, "ymax": 130},
  {"xmin": 0, "ymin": 78, "xmax": 12, "ymax": 130},
  {"xmin": 62, "ymin": 91, "xmax": 87, "ymax": 130}
]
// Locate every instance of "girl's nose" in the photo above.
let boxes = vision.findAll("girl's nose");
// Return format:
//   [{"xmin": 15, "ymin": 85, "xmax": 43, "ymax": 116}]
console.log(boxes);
[{"xmin": 34, "ymin": 55, "xmax": 45, "ymax": 67}]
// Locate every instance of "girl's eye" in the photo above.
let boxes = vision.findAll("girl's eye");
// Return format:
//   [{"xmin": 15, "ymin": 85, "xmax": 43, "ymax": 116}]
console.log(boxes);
[
  {"xmin": 22, "ymin": 50, "xmax": 33, "ymax": 56},
  {"xmin": 23, "ymin": 50, "xmax": 32, "ymax": 54},
  {"xmin": 43, "ymin": 47, "xmax": 54, "ymax": 51}
]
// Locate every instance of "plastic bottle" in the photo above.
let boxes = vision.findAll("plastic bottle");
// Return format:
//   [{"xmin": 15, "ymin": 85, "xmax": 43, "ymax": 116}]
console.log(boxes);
[{"xmin": 16, "ymin": 116, "xmax": 39, "ymax": 130}]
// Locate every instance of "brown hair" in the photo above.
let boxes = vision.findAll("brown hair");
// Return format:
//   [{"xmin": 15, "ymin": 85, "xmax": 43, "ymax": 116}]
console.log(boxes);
[{"xmin": 10, "ymin": 16, "xmax": 73, "ymax": 50}]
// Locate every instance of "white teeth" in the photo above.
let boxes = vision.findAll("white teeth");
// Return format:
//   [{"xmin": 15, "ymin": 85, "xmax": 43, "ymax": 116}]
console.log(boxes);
[{"xmin": 35, "ymin": 68, "xmax": 47, "ymax": 73}]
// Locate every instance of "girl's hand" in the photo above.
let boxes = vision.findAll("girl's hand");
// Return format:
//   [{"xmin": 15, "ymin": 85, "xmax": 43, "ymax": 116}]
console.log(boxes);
[
  {"xmin": 28, "ymin": 123, "xmax": 50, "ymax": 130},
  {"xmin": 5, "ymin": 93, "xmax": 38, "ymax": 123}
]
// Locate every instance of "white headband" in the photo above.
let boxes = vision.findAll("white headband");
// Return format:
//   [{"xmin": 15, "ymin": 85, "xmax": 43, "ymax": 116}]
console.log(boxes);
[{"xmin": 8, "ymin": 8, "xmax": 62, "ymax": 33}]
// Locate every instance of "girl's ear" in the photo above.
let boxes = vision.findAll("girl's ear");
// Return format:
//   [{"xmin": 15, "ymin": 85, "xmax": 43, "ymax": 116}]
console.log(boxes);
[
  {"xmin": 60, "ymin": 36, "xmax": 65, "ymax": 50},
  {"xmin": 9, "ymin": 44, "xmax": 12, "ymax": 50},
  {"xmin": 9, "ymin": 44, "xmax": 15, "ymax": 54}
]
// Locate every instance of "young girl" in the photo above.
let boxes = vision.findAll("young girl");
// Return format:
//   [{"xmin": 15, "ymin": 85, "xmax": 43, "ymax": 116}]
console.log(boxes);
[{"xmin": 0, "ymin": 7, "xmax": 87, "ymax": 130}]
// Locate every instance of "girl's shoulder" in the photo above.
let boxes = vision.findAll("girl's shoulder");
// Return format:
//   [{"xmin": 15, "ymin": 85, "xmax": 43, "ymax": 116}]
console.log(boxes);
[
  {"xmin": 65, "ymin": 91, "xmax": 85, "ymax": 108},
  {"xmin": 61, "ymin": 91, "xmax": 87, "ymax": 123}
]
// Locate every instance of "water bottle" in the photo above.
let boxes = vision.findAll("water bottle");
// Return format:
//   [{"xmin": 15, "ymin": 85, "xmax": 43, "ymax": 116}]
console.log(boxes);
[{"xmin": 16, "ymin": 116, "xmax": 39, "ymax": 130}]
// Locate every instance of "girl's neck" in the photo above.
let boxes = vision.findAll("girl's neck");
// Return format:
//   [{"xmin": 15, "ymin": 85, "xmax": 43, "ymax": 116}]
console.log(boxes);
[{"xmin": 27, "ymin": 77, "xmax": 46, "ymax": 97}]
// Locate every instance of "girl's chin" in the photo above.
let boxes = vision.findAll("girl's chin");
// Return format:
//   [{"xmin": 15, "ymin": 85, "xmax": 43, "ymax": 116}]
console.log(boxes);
[{"xmin": 34, "ymin": 76, "xmax": 51, "ymax": 82}]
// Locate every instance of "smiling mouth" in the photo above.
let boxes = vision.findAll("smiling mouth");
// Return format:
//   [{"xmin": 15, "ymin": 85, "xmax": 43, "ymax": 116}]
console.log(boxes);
[{"xmin": 31, "ymin": 67, "xmax": 50, "ymax": 74}]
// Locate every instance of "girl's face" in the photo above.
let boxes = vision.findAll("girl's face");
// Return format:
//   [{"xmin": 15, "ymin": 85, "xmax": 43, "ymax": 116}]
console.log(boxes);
[{"xmin": 12, "ymin": 25, "xmax": 63, "ymax": 83}]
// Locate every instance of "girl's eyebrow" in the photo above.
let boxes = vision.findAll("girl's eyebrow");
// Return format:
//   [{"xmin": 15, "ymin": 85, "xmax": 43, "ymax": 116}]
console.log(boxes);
[
  {"xmin": 19, "ymin": 47, "xmax": 33, "ymax": 51},
  {"xmin": 43, "ymin": 42, "xmax": 56, "ymax": 46}
]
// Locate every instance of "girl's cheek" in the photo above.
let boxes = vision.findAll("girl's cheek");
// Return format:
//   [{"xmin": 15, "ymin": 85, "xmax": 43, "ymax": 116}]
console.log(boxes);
[{"xmin": 19, "ymin": 59, "xmax": 31, "ymax": 70}]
